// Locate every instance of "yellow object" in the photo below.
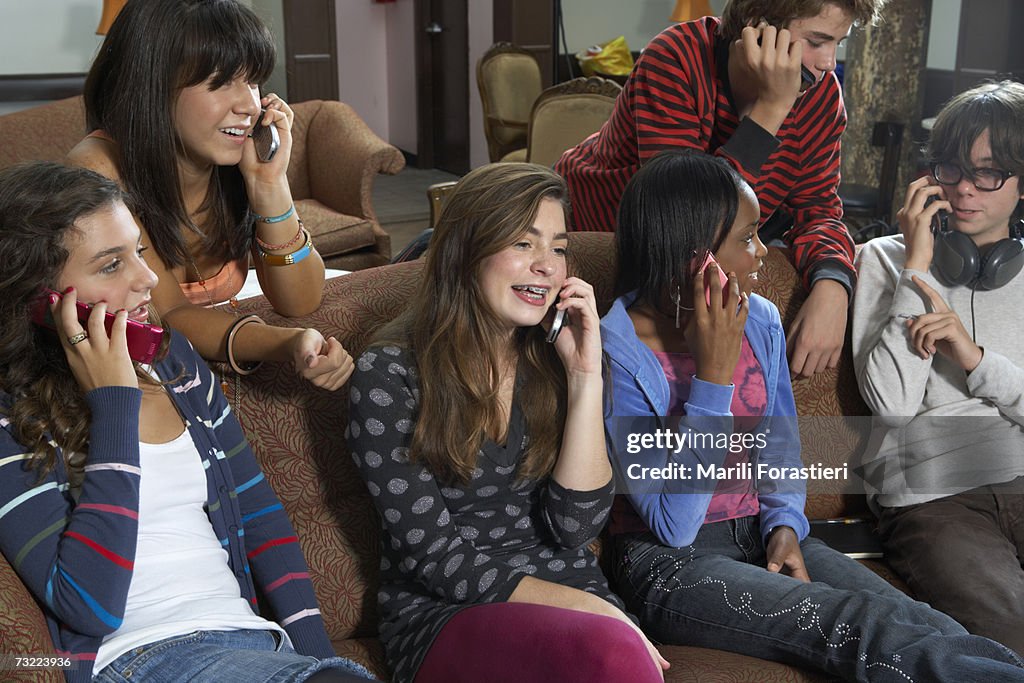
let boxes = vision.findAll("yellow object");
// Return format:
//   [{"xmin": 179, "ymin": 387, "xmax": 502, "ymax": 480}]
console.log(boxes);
[
  {"xmin": 96, "ymin": 0, "xmax": 127, "ymax": 35},
  {"xmin": 575, "ymin": 36, "xmax": 634, "ymax": 78},
  {"xmin": 670, "ymin": 0, "xmax": 713, "ymax": 23}
]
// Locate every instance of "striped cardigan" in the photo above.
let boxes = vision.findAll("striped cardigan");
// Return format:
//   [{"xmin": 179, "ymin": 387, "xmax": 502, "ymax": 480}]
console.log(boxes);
[
  {"xmin": 555, "ymin": 16, "xmax": 855, "ymax": 293},
  {"xmin": 0, "ymin": 331, "xmax": 334, "ymax": 682}
]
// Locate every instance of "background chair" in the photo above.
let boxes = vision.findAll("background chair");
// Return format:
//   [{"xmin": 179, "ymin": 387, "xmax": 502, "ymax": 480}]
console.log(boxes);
[
  {"xmin": 476, "ymin": 42, "xmax": 543, "ymax": 163},
  {"xmin": 0, "ymin": 96, "xmax": 404, "ymax": 270},
  {"xmin": 525, "ymin": 76, "xmax": 622, "ymax": 168},
  {"xmin": 838, "ymin": 121, "xmax": 904, "ymax": 242}
]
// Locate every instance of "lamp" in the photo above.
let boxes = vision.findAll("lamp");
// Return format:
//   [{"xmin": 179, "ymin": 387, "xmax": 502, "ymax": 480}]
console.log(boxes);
[
  {"xmin": 96, "ymin": 0, "xmax": 127, "ymax": 35},
  {"xmin": 670, "ymin": 0, "xmax": 713, "ymax": 22}
]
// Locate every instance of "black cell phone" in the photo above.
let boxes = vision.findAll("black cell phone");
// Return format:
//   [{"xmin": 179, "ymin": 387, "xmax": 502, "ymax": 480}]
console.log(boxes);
[
  {"xmin": 925, "ymin": 195, "xmax": 949, "ymax": 232},
  {"xmin": 546, "ymin": 307, "xmax": 568, "ymax": 343},
  {"xmin": 799, "ymin": 65, "xmax": 816, "ymax": 91},
  {"xmin": 30, "ymin": 290, "xmax": 165, "ymax": 364},
  {"xmin": 252, "ymin": 109, "xmax": 280, "ymax": 163}
]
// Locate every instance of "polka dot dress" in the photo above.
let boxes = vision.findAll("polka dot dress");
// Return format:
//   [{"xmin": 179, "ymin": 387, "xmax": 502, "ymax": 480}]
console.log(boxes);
[{"xmin": 347, "ymin": 346, "xmax": 623, "ymax": 682}]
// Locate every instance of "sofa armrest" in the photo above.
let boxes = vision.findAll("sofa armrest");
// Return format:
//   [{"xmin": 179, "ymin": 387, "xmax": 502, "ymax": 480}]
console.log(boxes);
[
  {"xmin": 0, "ymin": 552, "xmax": 63, "ymax": 681},
  {"xmin": 296, "ymin": 100, "xmax": 405, "ymax": 223}
]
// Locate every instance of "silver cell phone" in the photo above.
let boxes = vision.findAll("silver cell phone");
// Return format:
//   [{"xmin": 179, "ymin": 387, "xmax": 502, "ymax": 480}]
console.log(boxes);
[
  {"xmin": 546, "ymin": 307, "xmax": 568, "ymax": 343},
  {"xmin": 252, "ymin": 108, "xmax": 280, "ymax": 162}
]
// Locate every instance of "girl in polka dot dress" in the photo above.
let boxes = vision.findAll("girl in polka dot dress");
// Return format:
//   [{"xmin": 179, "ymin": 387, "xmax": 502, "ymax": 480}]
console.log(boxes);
[{"xmin": 347, "ymin": 163, "xmax": 669, "ymax": 683}]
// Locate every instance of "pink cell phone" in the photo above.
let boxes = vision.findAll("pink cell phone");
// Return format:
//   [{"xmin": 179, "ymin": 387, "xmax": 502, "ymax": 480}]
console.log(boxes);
[
  {"xmin": 697, "ymin": 252, "xmax": 730, "ymax": 307},
  {"xmin": 31, "ymin": 290, "xmax": 165, "ymax": 364}
]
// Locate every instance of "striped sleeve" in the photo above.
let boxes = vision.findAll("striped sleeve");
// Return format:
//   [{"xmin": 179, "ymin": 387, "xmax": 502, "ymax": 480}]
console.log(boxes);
[
  {"xmin": 0, "ymin": 386, "xmax": 142, "ymax": 637},
  {"xmin": 779, "ymin": 80, "xmax": 855, "ymax": 293}
]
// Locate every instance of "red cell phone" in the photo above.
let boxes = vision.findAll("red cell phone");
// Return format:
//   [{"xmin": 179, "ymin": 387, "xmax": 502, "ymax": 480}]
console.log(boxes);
[
  {"xmin": 697, "ymin": 252, "xmax": 730, "ymax": 307},
  {"xmin": 251, "ymin": 109, "xmax": 280, "ymax": 163},
  {"xmin": 31, "ymin": 290, "xmax": 165, "ymax": 364}
]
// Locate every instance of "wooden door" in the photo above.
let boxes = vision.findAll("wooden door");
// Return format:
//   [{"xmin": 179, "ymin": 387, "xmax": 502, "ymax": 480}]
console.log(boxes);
[
  {"xmin": 415, "ymin": 0, "xmax": 470, "ymax": 174},
  {"xmin": 493, "ymin": 0, "xmax": 557, "ymax": 88},
  {"xmin": 282, "ymin": 0, "xmax": 339, "ymax": 102}
]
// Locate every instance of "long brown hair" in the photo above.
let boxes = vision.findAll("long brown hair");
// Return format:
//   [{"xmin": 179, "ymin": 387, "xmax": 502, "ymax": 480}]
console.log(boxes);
[
  {"xmin": 0, "ymin": 162, "xmax": 169, "ymax": 479},
  {"xmin": 376, "ymin": 163, "xmax": 570, "ymax": 486}
]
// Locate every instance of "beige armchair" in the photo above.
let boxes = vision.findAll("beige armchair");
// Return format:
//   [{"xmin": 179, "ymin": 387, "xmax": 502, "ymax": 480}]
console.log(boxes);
[
  {"xmin": 526, "ymin": 76, "xmax": 621, "ymax": 168},
  {"xmin": 0, "ymin": 96, "xmax": 404, "ymax": 270},
  {"xmin": 477, "ymin": 42, "xmax": 543, "ymax": 163}
]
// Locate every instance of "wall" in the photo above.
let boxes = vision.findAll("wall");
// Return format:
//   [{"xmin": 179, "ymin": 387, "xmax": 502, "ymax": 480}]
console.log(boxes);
[
  {"xmin": 927, "ymin": 0, "xmax": 961, "ymax": 70},
  {"xmin": 335, "ymin": 2, "xmax": 392, "ymax": 140},
  {"xmin": 0, "ymin": 0, "xmax": 103, "ymax": 74},
  {"xmin": 559, "ymin": 0, "xmax": 726, "ymax": 56}
]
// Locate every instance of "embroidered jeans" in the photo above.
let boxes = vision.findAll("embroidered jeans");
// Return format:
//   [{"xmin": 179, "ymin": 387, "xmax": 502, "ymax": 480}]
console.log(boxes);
[{"xmin": 611, "ymin": 516, "xmax": 1024, "ymax": 682}]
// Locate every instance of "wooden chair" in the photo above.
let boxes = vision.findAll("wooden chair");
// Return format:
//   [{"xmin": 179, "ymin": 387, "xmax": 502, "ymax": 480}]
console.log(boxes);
[
  {"xmin": 525, "ymin": 76, "xmax": 621, "ymax": 168},
  {"xmin": 838, "ymin": 121, "xmax": 905, "ymax": 243},
  {"xmin": 476, "ymin": 42, "xmax": 543, "ymax": 163}
]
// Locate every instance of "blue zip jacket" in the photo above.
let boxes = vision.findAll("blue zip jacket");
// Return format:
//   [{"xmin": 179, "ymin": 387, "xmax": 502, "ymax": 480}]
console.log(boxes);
[{"xmin": 600, "ymin": 290, "xmax": 809, "ymax": 548}]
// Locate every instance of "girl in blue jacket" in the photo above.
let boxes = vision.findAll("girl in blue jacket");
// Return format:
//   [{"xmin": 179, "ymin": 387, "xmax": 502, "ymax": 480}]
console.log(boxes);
[{"xmin": 600, "ymin": 149, "xmax": 1024, "ymax": 681}]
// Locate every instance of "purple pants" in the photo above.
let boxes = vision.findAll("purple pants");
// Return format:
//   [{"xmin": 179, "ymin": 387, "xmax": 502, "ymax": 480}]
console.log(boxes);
[{"xmin": 414, "ymin": 602, "xmax": 663, "ymax": 683}]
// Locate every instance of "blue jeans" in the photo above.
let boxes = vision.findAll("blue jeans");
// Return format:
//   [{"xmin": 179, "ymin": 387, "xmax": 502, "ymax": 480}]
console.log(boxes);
[
  {"xmin": 92, "ymin": 629, "xmax": 374, "ymax": 683},
  {"xmin": 611, "ymin": 517, "xmax": 1024, "ymax": 682}
]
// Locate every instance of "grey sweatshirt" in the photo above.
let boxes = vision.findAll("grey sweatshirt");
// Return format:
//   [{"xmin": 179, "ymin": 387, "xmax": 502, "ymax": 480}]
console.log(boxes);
[{"xmin": 851, "ymin": 235, "xmax": 1024, "ymax": 509}]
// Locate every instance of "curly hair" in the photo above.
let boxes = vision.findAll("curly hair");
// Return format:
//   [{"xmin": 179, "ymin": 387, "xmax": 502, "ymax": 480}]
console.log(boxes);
[{"xmin": 0, "ymin": 162, "xmax": 166, "ymax": 478}]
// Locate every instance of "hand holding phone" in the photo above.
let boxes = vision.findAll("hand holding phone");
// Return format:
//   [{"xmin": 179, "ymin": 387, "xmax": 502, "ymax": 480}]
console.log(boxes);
[
  {"xmin": 546, "ymin": 306, "xmax": 568, "ymax": 343},
  {"xmin": 251, "ymin": 108, "xmax": 280, "ymax": 163},
  {"xmin": 697, "ymin": 252, "xmax": 730, "ymax": 308},
  {"xmin": 924, "ymin": 194, "xmax": 949, "ymax": 233},
  {"xmin": 31, "ymin": 289, "xmax": 164, "ymax": 364}
]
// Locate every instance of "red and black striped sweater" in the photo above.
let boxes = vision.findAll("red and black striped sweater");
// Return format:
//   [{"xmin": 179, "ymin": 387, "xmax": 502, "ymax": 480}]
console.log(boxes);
[{"xmin": 555, "ymin": 16, "xmax": 855, "ymax": 293}]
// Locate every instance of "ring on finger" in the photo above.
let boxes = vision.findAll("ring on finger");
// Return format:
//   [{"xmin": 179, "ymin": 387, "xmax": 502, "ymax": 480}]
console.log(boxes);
[{"xmin": 67, "ymin": 331, "xmax": 89, "ymax": 346}]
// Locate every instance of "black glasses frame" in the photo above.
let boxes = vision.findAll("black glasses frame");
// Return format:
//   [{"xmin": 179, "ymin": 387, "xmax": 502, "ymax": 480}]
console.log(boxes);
[{"xmin": 931, "ymin": 162, "xmax": 1016, "ymax": 192}]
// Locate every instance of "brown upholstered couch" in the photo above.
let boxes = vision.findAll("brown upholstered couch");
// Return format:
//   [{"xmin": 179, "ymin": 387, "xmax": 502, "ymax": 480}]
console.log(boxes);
[
  {"xmin": 0, "ymin": 233, "xmax": 894, "ymax": 681},
  {"xmin": 0, "ymin": 96, "xmax": 404, "ymax": 270}
]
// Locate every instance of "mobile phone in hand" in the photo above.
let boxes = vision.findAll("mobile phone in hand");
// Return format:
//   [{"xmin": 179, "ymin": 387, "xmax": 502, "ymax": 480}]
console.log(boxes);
[
  {"xmin": 546, "ymin": 306, "xmax": 568, "ymax": 343},
  {"xmin": 697, "ymin": 252, "xmax": 730, "ymax": 307},
  {"xmin": 799, "ymin": 65, "xmax": 816, "ymax": 91},
  {"xmin": 31, "ymin": 290, "xmax": 165, "ymax": 364},
  {"xmin": 924, "ymin": 195, "xmax": 949, "ymax": 232},
  {"xmin": 252, "ymin": 109, "xmax": 280, "ymax": 163}
]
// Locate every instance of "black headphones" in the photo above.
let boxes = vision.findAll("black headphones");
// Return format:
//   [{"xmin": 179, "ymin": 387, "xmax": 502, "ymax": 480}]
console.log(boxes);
[{"xmin": 933, "ymin": 215, "xmax": 1024, "ymax": 290}]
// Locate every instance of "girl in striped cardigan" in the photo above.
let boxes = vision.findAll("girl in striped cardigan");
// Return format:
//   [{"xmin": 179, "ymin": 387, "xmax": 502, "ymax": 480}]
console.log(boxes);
[{"xmin": 0, "ymin": 161, "xmax": 371, "ymax": 682}]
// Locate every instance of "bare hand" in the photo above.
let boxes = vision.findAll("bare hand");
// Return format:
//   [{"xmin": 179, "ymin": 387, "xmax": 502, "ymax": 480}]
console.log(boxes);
[
  {"xmin": 291, "ymin": 328, "xmax": 354, "ymax": 391},
  {"xmin": 53, "ymin": 288, "xmax": 138, "ymax": 392},
  {"xmin": 907, "ymin": 276, "xmax": 982, "ymax": 370},
  {"xmin": 897, "ymin": 177, "xmax": 949, "ymax": 272},
  {"xmin": 734, "ymin": 23, "xmax": 803, "ymax": 134},
  {"xmin": 786, "ymin": 279, "xmax": 847, "ymax": 379},
  {"xmin": 548, "ymin": 277, "xmax": 603, "ymax": 377},
  {"xmin": 583, "ymin": 594, "xmax": 670, "ymax": 679},
  {"xmin": 765, "ymin": 526, "xmax": 810, "ymax": 582},
  {"xmin": 686, "ymin": 264, "xmax": 749, "ymax": 385}
]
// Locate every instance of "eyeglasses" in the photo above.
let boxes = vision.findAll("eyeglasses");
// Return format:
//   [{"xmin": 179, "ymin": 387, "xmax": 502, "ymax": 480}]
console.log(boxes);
[{"xmin": 931, "ymin": 162, "xmax": 1016, "ymax": 192}]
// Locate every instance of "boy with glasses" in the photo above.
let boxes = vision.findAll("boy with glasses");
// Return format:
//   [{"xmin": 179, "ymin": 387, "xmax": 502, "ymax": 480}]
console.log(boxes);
[{"xmin": 851, "ymin": 80, "xmax": 1024, "ymax": 655}]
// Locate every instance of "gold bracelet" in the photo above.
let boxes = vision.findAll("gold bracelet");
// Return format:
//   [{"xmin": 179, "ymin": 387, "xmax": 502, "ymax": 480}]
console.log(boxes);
[{"xmin": 226, "ymin": 314, "xmax": 266, "ymax": 375}]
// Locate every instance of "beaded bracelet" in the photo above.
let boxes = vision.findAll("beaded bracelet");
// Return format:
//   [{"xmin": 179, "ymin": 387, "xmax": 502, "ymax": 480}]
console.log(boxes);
[
  {"xmin": 255, "ymin": 218, "xmax": 305, "ymax": 252},
  {"xmin": 253, "ymin": 204, "xmax": 295, "ymax": 224},
  {"xmin": 226, "ymin": 314, "xmax": 265, "ymax": 375},
  {"xmin": 257, "ymin": 228, "xmax": 315, "ymax": 266}
]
